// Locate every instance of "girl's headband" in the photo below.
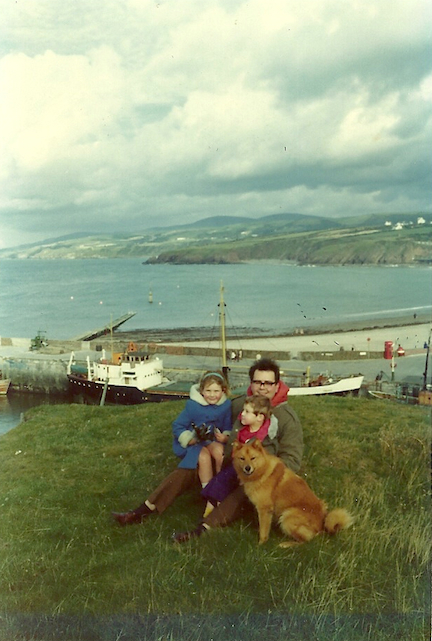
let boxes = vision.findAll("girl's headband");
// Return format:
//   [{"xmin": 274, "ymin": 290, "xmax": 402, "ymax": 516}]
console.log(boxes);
[{"xmin": 201, "ymin": 372, "xmax": 225, "ymax": 381}]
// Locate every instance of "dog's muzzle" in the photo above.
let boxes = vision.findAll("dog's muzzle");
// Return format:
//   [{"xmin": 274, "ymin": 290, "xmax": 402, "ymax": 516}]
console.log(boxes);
[{"xmin": 243, "ymin": 465, "xmax": 254, "ymax": 475}]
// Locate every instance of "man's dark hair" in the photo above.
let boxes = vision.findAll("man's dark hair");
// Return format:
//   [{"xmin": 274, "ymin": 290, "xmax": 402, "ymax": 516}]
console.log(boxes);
[{"xmin": 248, "ymin": 358, "xmax": 280, "ymax": 383}]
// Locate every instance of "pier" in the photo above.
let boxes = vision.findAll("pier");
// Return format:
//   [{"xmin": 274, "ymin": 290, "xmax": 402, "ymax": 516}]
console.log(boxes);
[{"xmin": 71, "ymin": 312, "xmax": 136, "ymax": 341}]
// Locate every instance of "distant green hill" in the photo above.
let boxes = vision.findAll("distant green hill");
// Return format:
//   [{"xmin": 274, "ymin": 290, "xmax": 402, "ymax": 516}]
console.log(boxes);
[
  {"xmin": 1, "ymin": 212, "xmax": 431, "ymax": 264},
  {"xmin": 146, "ymin": 223, "xmax": 432, "ymax": 266}
]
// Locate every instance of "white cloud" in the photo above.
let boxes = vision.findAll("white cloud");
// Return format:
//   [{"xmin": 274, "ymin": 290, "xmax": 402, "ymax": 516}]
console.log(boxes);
[
  {"xmin": 0, "ymin": 47, "xmax": 124, "ymax": 172},
  {"xmin": 0, "ymin": 0, "xmax": 431, "ymax": 248}
]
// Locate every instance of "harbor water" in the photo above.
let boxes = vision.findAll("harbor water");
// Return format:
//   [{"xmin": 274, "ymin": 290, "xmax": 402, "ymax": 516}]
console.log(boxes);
[
  {"xmin": 0, "ymin": 393, "xmax": 71, "ymax": 437},
  {"xmin": 0, "ymin": 259, "xmax": 430, "ymax": 340},
  {"xmin": 0, "ymin": 259, "xmax": 430, "ymax": 435}
]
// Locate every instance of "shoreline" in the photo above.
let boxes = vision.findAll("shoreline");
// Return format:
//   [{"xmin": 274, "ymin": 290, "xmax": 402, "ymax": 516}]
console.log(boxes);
[
  {"xmin": 118, "ymin": 312, "xmax": 431, "ymax": 345},
  {"xmin": 0, "ymin": 314, "xmax": 429, "ymax": 361}
]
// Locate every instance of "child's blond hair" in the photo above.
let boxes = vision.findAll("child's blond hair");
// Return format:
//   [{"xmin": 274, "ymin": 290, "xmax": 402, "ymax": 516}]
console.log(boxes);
[
  {"xmin": 199, "ymin": 370, "xmax": 229, "ymax": 395},
  {"xmin": 244, "ymin": 395, "xmax": 272, "ymax": 419}
]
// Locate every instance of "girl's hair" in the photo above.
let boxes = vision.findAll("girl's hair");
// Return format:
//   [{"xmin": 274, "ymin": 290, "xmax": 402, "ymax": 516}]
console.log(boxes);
[
  {"xmin": 244, "ymin": 395, "xmax": 272, "ymax": 419},
  {"xmin": 199, "ymin": 370, "xmax": 230, "ymax": 394}
]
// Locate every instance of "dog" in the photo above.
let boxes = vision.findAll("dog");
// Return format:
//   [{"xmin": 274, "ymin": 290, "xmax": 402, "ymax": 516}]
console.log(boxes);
[{"xmin": 232, "ymin": 439, "xmax": 353, "ymax": 547}]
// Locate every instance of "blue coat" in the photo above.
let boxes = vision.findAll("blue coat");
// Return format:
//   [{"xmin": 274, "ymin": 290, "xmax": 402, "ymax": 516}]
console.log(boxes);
[{"xmin": 172, "ymin": 384, "xmax": 232, "ymax": 469}]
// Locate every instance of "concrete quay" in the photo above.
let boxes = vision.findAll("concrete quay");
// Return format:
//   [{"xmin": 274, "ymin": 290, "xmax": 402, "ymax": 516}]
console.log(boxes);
[{"xmin": 0, "ymin": 322, "xmax": 430, "ymax": 395}]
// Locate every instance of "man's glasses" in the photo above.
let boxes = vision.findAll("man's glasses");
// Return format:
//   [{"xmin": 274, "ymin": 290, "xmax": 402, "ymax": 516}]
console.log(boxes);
[{"xmin": 252, "ymin": 380, "xmax": 276, "ymax": 388}]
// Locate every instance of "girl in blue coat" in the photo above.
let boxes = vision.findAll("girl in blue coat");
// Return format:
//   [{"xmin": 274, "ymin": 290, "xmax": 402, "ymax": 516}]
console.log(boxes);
[{"xmin": 172, "ymin": 371, "xmax": 231, "ymax": 489}]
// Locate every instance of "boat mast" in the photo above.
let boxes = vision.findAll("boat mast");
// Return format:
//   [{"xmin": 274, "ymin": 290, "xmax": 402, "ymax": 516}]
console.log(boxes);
[
  {"xmin": 219, "ymin": 281, "xmax": 229, "ymax": 379},
  {"xmin": 110, "ymin": 314, "xmax": 114, "ymax": 364},
  {"xmin": 422, "ymin": 328, "xmax": 431, "ymax": 390}
]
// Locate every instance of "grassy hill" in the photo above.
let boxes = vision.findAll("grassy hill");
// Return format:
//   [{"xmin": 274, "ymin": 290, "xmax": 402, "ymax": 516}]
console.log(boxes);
[
  {"xmin": 146, "ymin": 224, "xmax": 432, "ymax": 265},
  {"xmin": 0, "ymin": 398, "xmax": 429, "ymax": 640},
  {"xmin": 1, "ymin": 212, "xmax": 431, "ymax": 264}
]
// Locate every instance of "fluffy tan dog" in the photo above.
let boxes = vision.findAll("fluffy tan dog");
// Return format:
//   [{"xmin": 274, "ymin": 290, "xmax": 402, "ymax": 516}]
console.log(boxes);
[{"xmin": 232, "ymin": 439, "xmax": 353, "ymax": 547}]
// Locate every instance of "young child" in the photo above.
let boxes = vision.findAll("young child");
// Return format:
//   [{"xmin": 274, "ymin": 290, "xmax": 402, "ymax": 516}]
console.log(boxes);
[
  {"xmin": 200, "ymin": 395, "xmax": 273, "ymax": 516},
  {"xmin": 172, "ymin": 371, "xmax": 231, "ymax": 491}
]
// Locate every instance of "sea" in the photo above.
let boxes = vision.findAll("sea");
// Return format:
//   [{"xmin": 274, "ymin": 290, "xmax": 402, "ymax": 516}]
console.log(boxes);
[
  {"xmin": 0, "ymin": 258, "xmax": 431, "ymax": 434},
  {"xmin": 1, "ymin": 259, "xmax": 431, "ymax": 340}
]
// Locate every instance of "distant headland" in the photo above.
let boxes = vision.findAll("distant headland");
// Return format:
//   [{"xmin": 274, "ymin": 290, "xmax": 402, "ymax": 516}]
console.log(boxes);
[{"xmin": 1, "ymin": 212, "xmax": 431, "ymax": 265}]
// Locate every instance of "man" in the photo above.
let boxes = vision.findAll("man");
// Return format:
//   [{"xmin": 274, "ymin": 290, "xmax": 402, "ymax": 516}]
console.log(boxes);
[
  {"xmin": 112, "ymin": 358, "xmax": 303, "ymax": 538},
  {"xmin": 172, "ymin": 358, "xmax": 303, "ymax": 542}
]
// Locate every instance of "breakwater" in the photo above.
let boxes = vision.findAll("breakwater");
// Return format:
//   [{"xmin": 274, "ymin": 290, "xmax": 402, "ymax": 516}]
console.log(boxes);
[{"xmin": 1, "ymin": 354, "xmax": 70, "ymax": 395}]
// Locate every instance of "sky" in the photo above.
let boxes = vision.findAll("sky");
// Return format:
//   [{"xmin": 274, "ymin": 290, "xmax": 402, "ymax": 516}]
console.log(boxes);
[{"xmin": 1, "ymin": 0, "xmax": 431, "ymax": 249}]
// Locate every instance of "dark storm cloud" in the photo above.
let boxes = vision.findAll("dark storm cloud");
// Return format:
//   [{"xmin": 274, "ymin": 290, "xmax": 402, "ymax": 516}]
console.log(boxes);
[{"xmin": 0, "ymin": 0, "xmax": 431, "ymax": 247}]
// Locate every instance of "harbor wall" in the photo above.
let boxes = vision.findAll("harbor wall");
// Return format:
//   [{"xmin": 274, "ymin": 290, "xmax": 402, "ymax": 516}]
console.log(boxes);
[
  {"xmin": 0, "ymin": 336, "xmax": 402, "ymax": 363},
  {"xmin": 0, "ymin": 336, "xmax": 387, "ymax": 361},
  {"xmin": 0, "ymin": 336, "xmax": 413, "ymax": 395},
  {"xmin": 0, "ymin": 357, "xmax": 69, "ymax": 394},
  {"xmin": 1, "ymin": 337, "xmax": 97, "ymax": 353}
]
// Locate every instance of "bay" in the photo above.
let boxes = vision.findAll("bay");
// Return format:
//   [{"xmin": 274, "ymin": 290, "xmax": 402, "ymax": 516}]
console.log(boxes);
[
  {"xmin": 0, "ymin": 259, "xmax": 430, "ymax": 341},
  {"xmin": 0, "ymin": 258, "xmax": 430, "ymax": 435}
]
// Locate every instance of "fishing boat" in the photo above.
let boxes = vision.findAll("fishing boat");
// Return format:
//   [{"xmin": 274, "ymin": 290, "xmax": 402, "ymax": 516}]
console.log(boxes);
[
  {"xmin": 67, "ymin": 284, "xmax": 227, "ymax": 405},
  {"xmin": 67, "ymin": 345, "xmax": 190, "ymax": 404},
  {"xmin": 288, "ymin": 374, "xmax": 364, "ymax": 396},
  {"xmin": 67, "ymin": 283, "xmax": 232, "ymax": 405},
  {"xmin": 368, "ymin": 382, "xmax": 426, "ymax": 405}
]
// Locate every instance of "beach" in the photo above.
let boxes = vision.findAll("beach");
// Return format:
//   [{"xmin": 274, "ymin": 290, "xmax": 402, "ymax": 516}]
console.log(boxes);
[
  {"xmin": 118, "ymin": 314, "xmax": 431, "ymax": 357},
  {"xmin": 215, "ymin": 322, "xmax": 430, "ymax": 357},
  {"xmin": 0, "ymin": 310, "xmax": 429, "ymax": 360}
]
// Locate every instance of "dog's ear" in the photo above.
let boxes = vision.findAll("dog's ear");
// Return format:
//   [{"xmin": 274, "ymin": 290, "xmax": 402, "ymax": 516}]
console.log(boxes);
[
  {"xmin": 251, "ymin": 439, "xmax": 264, "ymax": 451},
  {"xmin": 232, "ymin": 440, "xmax": 242, "ymax": 452}
]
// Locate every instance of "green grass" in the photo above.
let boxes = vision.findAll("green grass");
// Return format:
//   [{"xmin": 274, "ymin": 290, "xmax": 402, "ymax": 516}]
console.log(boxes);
[{"xmin": 0, "ymin": 398, "xmax": 430, "ymax": 640}]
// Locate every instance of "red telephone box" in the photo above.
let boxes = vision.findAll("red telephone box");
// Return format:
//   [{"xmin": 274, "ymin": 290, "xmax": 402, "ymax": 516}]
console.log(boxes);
[{"xmin": 384, "ymin": 341, "xmax": 393, "ymax": 359}]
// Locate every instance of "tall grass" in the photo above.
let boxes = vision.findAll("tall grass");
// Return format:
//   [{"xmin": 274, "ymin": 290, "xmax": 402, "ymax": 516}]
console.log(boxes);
[{"xmin": 0, "ymin": 397, "xmax": 429, "ymax": 640}]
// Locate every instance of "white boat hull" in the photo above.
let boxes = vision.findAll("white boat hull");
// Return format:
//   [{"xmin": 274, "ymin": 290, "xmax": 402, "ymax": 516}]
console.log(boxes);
[
  {"xmin": 67, "ymin": 350, "xmax": 189, "ymax": 404},
  {"xmin": 67, "ymin": 374, "xmax": 189, "ymax": 404},
  {"xmin": 288, "ymin": 375, "xmax": 364, "ymax": 396}
]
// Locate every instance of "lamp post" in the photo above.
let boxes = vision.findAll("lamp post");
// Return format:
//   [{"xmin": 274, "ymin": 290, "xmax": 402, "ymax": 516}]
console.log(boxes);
[{"xmin": 391, "ymin": 337, "xmax": 399, "ymax": 382}]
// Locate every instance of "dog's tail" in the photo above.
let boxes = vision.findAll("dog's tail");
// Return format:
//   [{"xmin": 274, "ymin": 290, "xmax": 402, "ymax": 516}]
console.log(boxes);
[{"xmin": 324, "ymin": 508, "xmax": 353, "ymax": 534}]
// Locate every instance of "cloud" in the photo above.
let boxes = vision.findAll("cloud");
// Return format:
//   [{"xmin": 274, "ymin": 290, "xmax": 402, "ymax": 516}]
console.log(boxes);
[
  {"xmin": 0, "ymin": 0, "xmax": 431, "ymax": 247},
  {"xmin": 1, "ymin": 47, "xmax": 124, "ymax": 171}
]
